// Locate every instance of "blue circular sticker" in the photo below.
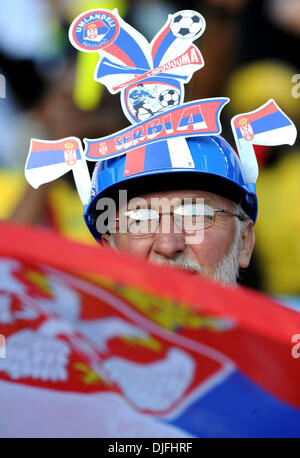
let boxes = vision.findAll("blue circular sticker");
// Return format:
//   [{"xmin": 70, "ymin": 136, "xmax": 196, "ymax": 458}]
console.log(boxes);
[{"xmin": 70, "ymin": 9, "xmax": 120, "ymax": 52}]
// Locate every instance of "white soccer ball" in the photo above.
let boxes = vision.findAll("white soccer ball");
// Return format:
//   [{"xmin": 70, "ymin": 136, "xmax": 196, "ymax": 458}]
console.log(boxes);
[
  {"xmin": 158, "ymin": 89, "xmax": 180, "ymax": 107},
  {"xmin": 170, "ymin": 10, "xmax": 205, "ymax": 40}
]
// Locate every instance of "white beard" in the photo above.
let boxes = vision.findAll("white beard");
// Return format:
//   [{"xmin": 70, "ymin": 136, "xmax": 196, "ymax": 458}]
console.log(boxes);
[
  {"xmin": 108, "ymin": 224, "xmax": 241, "ymax": 285},
  {"xmin": 211, "ymin": 225, "xmax": 241, "ymax": 285}
]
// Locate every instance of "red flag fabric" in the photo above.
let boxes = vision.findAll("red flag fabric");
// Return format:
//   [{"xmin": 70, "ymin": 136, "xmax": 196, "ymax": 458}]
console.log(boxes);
[{"xmin": 0, "ymin": 223, "xmax": 299, "ymax": 437}]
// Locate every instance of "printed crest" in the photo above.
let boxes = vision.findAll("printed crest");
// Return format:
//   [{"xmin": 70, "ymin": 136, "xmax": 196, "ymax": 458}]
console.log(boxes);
[
  {"xmin": 98, "ymin": 142, "xmax": 108, "ymax": 155},
  {"xmin": 64, "ymin": 142, "xmax": 77, "ymax": 166},
  {"xmin": 239, "ymin": 118, "xmax": 254, "ymax": 141},
  {"xmin": 70, "ymin": 9, "xmax": 120, "ymax": 51}
]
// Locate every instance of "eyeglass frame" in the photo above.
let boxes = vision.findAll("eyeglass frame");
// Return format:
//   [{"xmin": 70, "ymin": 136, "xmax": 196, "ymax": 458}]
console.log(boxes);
[{"xmin": 111, "ymin": 205, "xmax": 247, "ymax": 237}]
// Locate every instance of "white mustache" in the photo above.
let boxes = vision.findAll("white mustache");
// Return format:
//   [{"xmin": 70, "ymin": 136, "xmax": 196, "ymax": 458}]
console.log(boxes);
[
  {"xmin": 151, "ymin": 253, "xmax": 205, "ymax": 275},
  {"xmin": 109, "ymin": 223, "xmax": 241, "ymax": 284},
  {"xmin": 152, "ymin": 229, "xmax": 241, "ymax": 284}
]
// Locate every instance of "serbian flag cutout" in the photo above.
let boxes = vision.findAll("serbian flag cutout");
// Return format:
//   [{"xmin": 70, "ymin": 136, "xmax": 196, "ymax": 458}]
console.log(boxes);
[
  {"xmin": 231, "ymin": 99, "xmax": 297, "ymax": 184},
  {"xmin": 0, "ymin": 223, "xmax": 300, "ymax": 438},
  {"xmin": 25, "ymin": 137, "xmax": 91, "ymax": 206}
]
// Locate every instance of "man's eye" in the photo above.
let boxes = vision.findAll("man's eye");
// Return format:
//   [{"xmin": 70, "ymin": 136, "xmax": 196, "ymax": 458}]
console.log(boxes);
[
  {"xmin": 125, "ymin": 209, "xmax": 158, "ymax": 221},
  {"xmin": 130, "ymin": 213, "xmax": 149, "ymax": 221},
  {"xmin": 175, "ymin": 204, "xmax": 203, "ymax": 216}
]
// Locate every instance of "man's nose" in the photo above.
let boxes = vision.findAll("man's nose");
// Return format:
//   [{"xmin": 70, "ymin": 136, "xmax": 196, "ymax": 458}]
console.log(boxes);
[{"xmin": 151, "ymin": 215, "xmax": 185, "ymax": 259}]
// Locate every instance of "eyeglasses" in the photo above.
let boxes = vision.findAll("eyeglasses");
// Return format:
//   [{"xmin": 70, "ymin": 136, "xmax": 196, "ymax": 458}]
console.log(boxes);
[{"xmin": 112, "ymin": 203, "xmax": 246, "ymax": 237}]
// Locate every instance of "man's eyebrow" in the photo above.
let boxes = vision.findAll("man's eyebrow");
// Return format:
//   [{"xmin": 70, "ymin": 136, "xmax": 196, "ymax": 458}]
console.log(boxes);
[
  {"xmin": 180, "ymin": 197, "xmax": 215, "ymax": 206},
  {"xmin": 127, "ymin": 203, "xmax": 149, "ymax": 211},
  {"xmin": 126, "ymin": 197, "xmax": 217, "ymax": 210}
]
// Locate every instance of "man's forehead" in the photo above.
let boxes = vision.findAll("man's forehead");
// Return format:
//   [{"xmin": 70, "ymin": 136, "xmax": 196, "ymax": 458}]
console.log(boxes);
[{"xmin": 123, "ymin": 190, "xmax": 234, "ymax": 210}]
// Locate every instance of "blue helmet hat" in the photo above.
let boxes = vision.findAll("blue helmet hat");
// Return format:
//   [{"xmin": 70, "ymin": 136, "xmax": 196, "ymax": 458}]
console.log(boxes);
[{"xmin": 84, "ymin": 135, "xmax": 258, "ymax": 242}]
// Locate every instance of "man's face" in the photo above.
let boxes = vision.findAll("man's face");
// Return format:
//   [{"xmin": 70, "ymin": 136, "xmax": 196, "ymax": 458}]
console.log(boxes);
[{"xmin": 102, "ymin": 189, "xmax": 255, "ymax": 284}]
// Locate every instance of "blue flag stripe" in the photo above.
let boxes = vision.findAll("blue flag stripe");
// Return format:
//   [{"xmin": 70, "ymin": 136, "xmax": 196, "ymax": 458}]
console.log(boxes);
[
  {"xmin": 143, "ymin": 140, "xmax": 172, "ymax": 171},
  {"xmin": 153, "ymin": 31, "xmax": 176, "ymax": 68},
  {"xmin": 237, "ymin": 111, "xmax": 291, "ymax": 139},
  {"xmin": 165, "ymin": 370, "xmax": 300, "ymax": 438},
  {"xmin": 113, "ymin": 28, "xmax": 150, "ymax": 69},
  {"xmin": 27, "ymin": 149, "xmax": 81, "ymax": 169}
]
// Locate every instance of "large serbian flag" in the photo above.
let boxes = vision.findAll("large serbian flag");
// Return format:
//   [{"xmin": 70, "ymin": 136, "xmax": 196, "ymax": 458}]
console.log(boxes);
[{"xmin": 0, "ymin": 223, "xmax": 299, "ymax": 438}]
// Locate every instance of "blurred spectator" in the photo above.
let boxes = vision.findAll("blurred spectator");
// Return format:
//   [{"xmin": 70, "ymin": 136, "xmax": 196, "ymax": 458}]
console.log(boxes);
[
  {"xmin": 254, "ymin": 149, "xmax": 300, "ymax": 295},
  {"xmin": 266, "ymin": 0, "xmax": 300, "ymax": 38},
  {"xmin": 8, "ymin": 57, "xmax": 126, "ymax": 243},
  {"xmin": 236, "ymin": 0, "xmax": 300, "ymax": 69}
]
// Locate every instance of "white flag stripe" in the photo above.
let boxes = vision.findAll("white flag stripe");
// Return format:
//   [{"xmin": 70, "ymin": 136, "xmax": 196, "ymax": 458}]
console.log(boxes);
[
  {"xmin": 0, "ymin": 380, "xmax": 190, "ymax": 438},
  {"xmin": 251, "ymin": 124, "xmax": 297, "ymax": 146},
  {"xmin": 168, "ymin": 137, "xmax": 195, "ymax": 169},
  {"xmin": 192, "ymin": 120, "xmax": 207, "ymax": 130},
  {"xmin": 25, "ymin": 162, "xmax": 72, "ymax": 189},
  {"xmin": 160, "ymin": 39, "xmax": 192, "ymax": 68},
  {"xmin": 177, "ymin": 120, "xmax": 206, "ymax": 132}
]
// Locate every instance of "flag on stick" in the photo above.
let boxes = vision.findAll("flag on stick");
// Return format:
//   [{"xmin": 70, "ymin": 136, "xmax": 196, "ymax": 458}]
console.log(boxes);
[
  {"xmin": 25, "ymin": 137, "xmax": 91, "ymax": 206},
  {"xmin": 231, "ymin": 99, "xmax": 297, "ymax": 183}
]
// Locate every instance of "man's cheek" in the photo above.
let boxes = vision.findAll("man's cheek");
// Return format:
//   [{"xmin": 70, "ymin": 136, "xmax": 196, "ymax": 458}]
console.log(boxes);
[
  {"xmin": 118, "ymin": 236, "xmax": 150, "ymax": 257},
  {"xmin": 185, "ymin": 231, "xmax": 205, "ymax": 246},
  {"xmin": 191, "ymin": 233, "xmax": 226, "ymax": 265}
]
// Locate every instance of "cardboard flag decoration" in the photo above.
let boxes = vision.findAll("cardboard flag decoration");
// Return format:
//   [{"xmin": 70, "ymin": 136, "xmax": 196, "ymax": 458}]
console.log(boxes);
[
  {"xmin": 0, "ymin": 223, "xmax": 300, "ymax": 438},
  {"xmin": 69, "ymin": 8, "xmax": 206, "ymax": 124},
  {"xmin": 231, "ymin": 99, "xmax": 297, "ymax": 184},
  {"xmin": 85, "ymin": 98, "xmax": 228, "ymax": 161},
  {"xmin": 24, "ymin": 7, "xmax": 297, "ymax": 220},
  {"xmin": 25, "ymin": 137, "xmax": 91, "ymax": 207},
  {"xmin": 24, "ymin": 8, "xmax": 209, "ymax": 202}
]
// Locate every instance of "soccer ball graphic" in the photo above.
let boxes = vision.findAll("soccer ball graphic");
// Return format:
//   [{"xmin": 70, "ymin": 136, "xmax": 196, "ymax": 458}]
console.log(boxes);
[
  {"xmin": 158, "ymin": 89, "xmax": 180, "ymax": 107},
  {"xmin": 170, "ymin": 10, "xmax": 205, "ymax": 40}
]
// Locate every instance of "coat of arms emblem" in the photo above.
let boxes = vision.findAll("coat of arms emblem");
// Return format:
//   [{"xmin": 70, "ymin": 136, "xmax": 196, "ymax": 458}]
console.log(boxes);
[
  {"xmin": 64, "ymin": 142, "xmax": 77, "ymax": 166},
  {"xmin": 239, "ymin": 118, "xmax": 254, "ymax": 141}
]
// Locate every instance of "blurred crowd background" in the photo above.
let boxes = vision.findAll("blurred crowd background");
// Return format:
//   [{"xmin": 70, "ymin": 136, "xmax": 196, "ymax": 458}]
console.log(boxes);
[{"xmin": 0, "ymin": 0, "xmax": 299, "ymax": 303}]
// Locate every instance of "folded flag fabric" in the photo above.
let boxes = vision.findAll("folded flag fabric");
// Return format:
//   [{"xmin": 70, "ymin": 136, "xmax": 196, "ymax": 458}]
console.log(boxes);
[{"xmin": 0, "ymin": 223, "xmax": 299, "ymax": 438}]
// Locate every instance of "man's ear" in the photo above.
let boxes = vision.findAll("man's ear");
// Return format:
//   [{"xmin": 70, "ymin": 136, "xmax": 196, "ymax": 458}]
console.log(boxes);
[{"xmin": 239, "ymin": 220, "xmax": 255, "ymax": 268}]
